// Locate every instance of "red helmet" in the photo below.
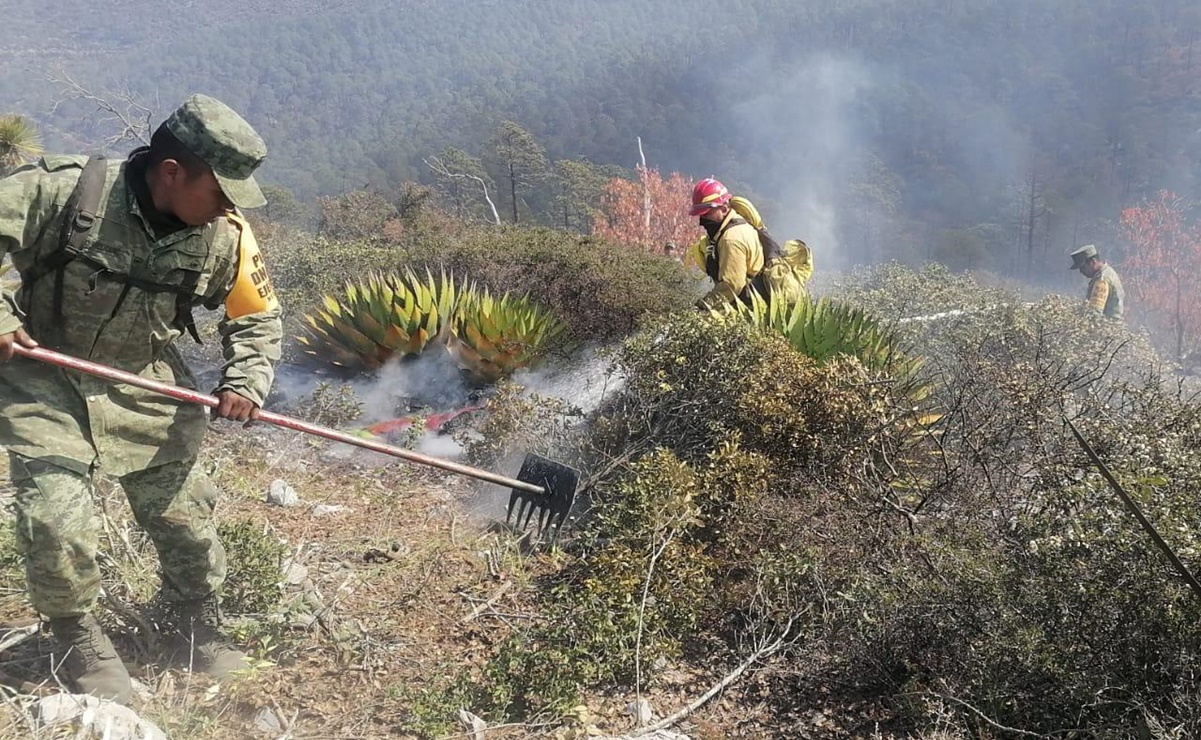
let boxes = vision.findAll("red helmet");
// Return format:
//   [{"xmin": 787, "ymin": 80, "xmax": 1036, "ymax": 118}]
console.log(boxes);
[{"xmin": 689, "ymin": 177, "xmax": 731, "ymax": 216}]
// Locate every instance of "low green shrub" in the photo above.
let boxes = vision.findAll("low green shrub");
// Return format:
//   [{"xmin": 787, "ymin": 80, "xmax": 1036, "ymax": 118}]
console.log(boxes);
[
  {"xmin": 401, "ymin": 225, "xmax": 699, "ymax": 346},
  {"xmin": 217, "ymin": 518, "xmax": 287, "ymax": 617},
  {"xmin": 463, "ymin": 313, "xmax": 918, "ymax": 720}
]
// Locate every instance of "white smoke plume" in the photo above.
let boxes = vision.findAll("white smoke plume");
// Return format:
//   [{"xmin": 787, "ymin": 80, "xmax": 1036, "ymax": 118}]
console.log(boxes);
[
  {"xmin": 727, "ymin": 53, "xmax": 874, "ymax": 271},
  {"xmin": 272, "ymin": 349, "xmax": 471, "ymax": 424},
  {"xmin": 509, "ymin": 344, "xmax": 622, "ymax": 416}
]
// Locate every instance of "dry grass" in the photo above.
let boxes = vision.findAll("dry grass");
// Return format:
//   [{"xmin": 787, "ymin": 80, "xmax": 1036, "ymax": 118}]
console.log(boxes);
[{"xmin": 0, "ymin": 422, "xmax": 553, "ymax": 739}]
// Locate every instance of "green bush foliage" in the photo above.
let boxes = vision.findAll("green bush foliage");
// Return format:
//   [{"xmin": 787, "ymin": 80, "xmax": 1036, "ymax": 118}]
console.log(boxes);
[
  {"xmin": 402, "ymin": 225, "xmax": 699, "ymax": 346},
  {"xmin": 466, "ymin": 313, "xmax": 922, "ymax": 720},
  {"xmin": 217, "ymin": 519, "xmax": 287, "ymax": 617},
  {"xmin": 830, "ymin": 265, "xmax": 1201, "ymax": 736},
  {"xmin": 827, "ymin": 261, "xmax": 1019, "ymax": 320},
  {"xmin": 264, "ymin": 222, "xmax": 698, "ymax": 358},
  {"xmin": 454, "ymin": 380, "xmax": 580, "ymax": 469},
  {"xmin": 465, "ymin": 265, "xmax": 1201, "ymax": 737}
]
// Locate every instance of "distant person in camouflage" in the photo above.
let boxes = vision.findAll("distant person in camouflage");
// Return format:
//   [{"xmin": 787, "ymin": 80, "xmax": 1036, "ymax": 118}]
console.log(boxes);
[
  {"xmin": 1069, "ymin": 244, "xmax": 1125, "ymax": 319},
  {"xmin": 0, "ymin": 94, "xmax": 282, "ymax": 703}
]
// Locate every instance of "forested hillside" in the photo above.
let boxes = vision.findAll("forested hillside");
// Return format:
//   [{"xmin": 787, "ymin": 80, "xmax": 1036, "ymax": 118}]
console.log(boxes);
[{"xmin": 5, "ymin": 0, "xmax": 1201, "ymax": 273}]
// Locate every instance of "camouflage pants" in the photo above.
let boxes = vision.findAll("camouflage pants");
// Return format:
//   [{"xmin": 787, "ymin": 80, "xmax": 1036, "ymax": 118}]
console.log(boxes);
[{"xmin": 9, "ymin": 452, "xmax": 226, "ymax": 619}]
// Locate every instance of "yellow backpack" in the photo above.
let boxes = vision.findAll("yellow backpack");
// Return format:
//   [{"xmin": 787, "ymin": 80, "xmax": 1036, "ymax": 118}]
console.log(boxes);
[{"xmin": 685, "ymin": 196, "xmax": 813, "ymax": 302}]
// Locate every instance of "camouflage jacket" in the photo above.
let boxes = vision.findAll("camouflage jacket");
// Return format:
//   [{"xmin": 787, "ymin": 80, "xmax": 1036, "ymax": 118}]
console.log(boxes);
[{"xmin": 0, "ymin": 155, "xmax": 282, "ymax": 475}]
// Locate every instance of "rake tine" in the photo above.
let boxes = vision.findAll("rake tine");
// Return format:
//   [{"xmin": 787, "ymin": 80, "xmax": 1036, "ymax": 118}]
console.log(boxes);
[
  {"xmin": 514, "ymin": 497, "xmax": 532, "ymax": 529},
  {"xmin": 520, "ymin": 498, "xmax": 541, "ymax": 531},
  {"xmin": 506, "ymin": 490, "xmax": 521, "ymax": 524},
  {"xmin": 508, "ymin": 454, "xmax": 581, "ymax": 541}
]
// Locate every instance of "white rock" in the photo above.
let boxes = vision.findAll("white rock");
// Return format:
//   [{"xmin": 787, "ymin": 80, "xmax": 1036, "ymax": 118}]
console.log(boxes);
[
  {"xmin": 34, "ymin": 693, "xmax": 167, "ymax": 739},
  {"xmin": 267, "ymin": 479, "xmax": 300, "ymax": 507},
  {"xmin": 625, "ymin": 698, "xmax": 655, "ymax": 724},
  {"xmin": 253, "ymin": 706, "xmax": 284, "ymax": 734},
  {"xmin": 311, "ymin": 503, "xmax": 351, "ymax": 517},
  {"xmin": 282, "ymin": 559, "xmax": 309, "ymax": 585}
]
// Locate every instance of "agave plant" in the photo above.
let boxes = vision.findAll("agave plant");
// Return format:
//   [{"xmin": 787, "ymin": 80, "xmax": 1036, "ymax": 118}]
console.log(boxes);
[
  {"xmin": 297, "ymin": 269, "xmax": 456, "ymax": 372},
  {"xmin": 730, "ymin": 293, "xmax": 915, "ymax": 373},
  {"xmin": 720, "ymin": 293, "xmax": 941, "ymax": 436},
  {"xmin": 0, "ymin": 115, "xmax": 43, "ymax": 174},
  {"xmin": 448, "ymin": 284, "xmax": 566, "ymax": 384}
]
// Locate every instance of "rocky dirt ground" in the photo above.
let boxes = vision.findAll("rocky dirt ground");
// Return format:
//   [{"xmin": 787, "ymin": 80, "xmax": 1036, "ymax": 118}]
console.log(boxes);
[
  {"xmin": 0, "ymin": 303, "xmax": 1041, "ymax": 740},
  {"xmin": 0, "ymin": 396, "xmax": 913, "ymax": 739}
]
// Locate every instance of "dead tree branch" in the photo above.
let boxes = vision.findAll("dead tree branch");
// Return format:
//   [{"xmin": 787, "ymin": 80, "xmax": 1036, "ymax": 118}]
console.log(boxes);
[
  {"xmin": 629, "ymin": 614, "xmax": 797, "ymax": 737},
  {"xmin": 636, "ymin": 136, "xmax": 651, "ymax": 230},
  {"xmin": 425, "ymin": 156, "xmax": 502, "ymax": 225},
  {"xmin": 912, "ymin": 690, "xmax": 1048, "ymax": 737},
  {"xmin": 47, "ymin": 69, "xmax": 157, "ymax": 149}
]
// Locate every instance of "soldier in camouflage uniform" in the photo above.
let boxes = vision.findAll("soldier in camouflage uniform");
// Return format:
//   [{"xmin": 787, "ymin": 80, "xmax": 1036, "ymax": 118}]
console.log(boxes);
[
  {"xmin": 1069, "ymin": 244, "xmax": 1125, "ymax": 319},
  {"xmin": 0, "ymin": 94, "xmax": 282, "ymax": 703}
]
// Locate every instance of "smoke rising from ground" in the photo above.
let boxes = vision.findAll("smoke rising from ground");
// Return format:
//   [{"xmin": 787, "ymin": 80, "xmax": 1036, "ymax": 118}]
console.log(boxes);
[
  {"xmin": 270, "ymin": 344, "xmax": 620, "ymax": 477},
  {"xmin": 272, "ymin": 350, "xmax": 471, "ymax": 423},
  {"xmin": 510, "ymin": 345, "xmax": 621, "ymax": 416},
  {"xmin": 728, "ymin": 54, "xmax": 874, "ymax": 272}
]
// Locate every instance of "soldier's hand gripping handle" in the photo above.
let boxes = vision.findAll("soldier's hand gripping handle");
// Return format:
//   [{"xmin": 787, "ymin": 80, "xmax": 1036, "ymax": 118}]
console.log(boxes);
[
  {"xmin": 0, "ymin": 328, "xmax": 39, "ymax": 362},
  {"xmin": 214, "ymin": 389, "xmax": 260, "ymax": 427}
]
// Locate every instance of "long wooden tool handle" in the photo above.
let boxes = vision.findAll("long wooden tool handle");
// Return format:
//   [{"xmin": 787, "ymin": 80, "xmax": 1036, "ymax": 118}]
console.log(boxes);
[
  {"xmin": 13, "ymin": 344, "xmax": 545, "ymax": 495},
  {"xmin": 1065, "ymin": 415, "xmax": 1201, "ymax": 601}
]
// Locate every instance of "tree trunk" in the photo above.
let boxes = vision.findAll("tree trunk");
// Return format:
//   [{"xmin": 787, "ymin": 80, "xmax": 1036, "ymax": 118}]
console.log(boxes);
[
  {"xmin": 1026, "ymin": 169, "xmax": 1037, "ymax": 278},
  {"xmin": 1177, "ymin": 272, "xmax": 1185, "ymax": 359},
  {"xmin": 509, "ymin": 161, "xmax": 519, "ymax": 223}
]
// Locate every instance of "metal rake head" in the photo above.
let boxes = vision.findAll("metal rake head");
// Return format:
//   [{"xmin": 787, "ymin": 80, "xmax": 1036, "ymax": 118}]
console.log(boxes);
[{"xmin": 505, "ymin": 453, "xmax": 580, "ymax": 541}]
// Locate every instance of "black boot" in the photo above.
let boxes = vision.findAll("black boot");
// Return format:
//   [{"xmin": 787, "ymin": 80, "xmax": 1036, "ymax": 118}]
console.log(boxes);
[
  {"xmin": 48, "ymin": 613, "xmax": 133, "ymax": 703},
  {"xmin": 163, "ymin": 597, "xmax": 251, "ymax": 679}
]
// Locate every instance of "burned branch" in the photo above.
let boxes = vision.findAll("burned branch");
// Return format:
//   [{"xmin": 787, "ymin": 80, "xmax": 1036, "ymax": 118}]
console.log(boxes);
[{"xmin": 47, "ymin": 69, "xmax": 157, "ymax": 149}]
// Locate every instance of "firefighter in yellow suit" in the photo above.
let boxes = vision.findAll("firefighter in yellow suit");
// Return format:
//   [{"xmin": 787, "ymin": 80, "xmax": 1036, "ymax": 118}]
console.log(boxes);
[{"xmin": 683, "ymin": 178, "xmax": 812, "ymax": 309}]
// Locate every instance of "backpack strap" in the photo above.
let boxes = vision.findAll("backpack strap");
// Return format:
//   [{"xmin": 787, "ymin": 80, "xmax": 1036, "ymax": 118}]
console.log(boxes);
[
  {"xmin": 705, "ymin": 216, "xmax": 752, "ymax": 280},
  {"xmin": 55, "ymin": 156, "xmax": 108, "ymax": 324},
  {"xmin": 722, "ymin": 216, "xmax": 748, "ymax": 232},
  {"xmin": 23, "ymin": 156, "xmax": 207, "ymax": 343},
  {"xmin": 709, "ymin": 217, "xmax": 783, "ymax": 261},
  {"xmin": 20, "ymin": 156, "xmax": 108, "ymax": 329},
  {"xmin": 174, "ymin": 272, "xmax": 203, "ymax": 343},
  {"xmin": 706, "ymin": 217, "xmax": 747, "ymax": 253}
]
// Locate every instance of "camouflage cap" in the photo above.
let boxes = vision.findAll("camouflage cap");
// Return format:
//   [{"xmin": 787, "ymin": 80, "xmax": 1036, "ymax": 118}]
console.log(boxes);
[
  {"xmin": 165, "ymin": 94, "xmax": 267, "ymax": 209},
  {"xmin": 1069, "ymin": 244, "xmax": 1098, "ymax": 270}
]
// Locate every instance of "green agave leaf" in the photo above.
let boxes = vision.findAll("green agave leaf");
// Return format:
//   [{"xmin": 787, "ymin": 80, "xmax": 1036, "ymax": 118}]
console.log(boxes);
[
  {"xmin": 295, "ymin": 268, "xmax": 460, "ymax": 373},
  {"xmin": 449, "ymin": 284, "xmax": 565, "ymax": 382}
]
